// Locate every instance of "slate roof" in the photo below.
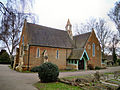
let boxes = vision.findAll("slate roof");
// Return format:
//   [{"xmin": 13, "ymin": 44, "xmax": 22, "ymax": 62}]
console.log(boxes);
[
  {"xmin": 73, "ymin": 32, "xmax": 91, "ymax": 48},
  {"xmin": 68, "ymin": 48, "xmax": 84, "ymax": 59},
  {"xmin": 26, "ymin": 22, "xmax": 73, "ymax": 48}
]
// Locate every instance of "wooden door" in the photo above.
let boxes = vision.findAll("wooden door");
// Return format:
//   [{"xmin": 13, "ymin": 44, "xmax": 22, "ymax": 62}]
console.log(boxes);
[{"xmin": 78, "ymin": 59, "xmax": 84, "ymax": 70}]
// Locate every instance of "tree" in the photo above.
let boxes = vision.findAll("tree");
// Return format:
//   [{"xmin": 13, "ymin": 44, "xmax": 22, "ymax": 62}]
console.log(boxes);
[
  {"xmin": 113, "ymin": 47, "xmax": 117, "ymax": 64},
  {"xmin": 0, "ymin": 49, "xmax": 10, "ymax": 64},
  {"xmin": 0, "ymin": 0, "xmax": 37, "ymax": 56},
  {"xmin": 95, "ymin": 18, "xmax": 112, "ymax": 55},
  {"xmin": 75, "ymin": 18, "xmax": 112, "ymax": 56},
  {"xmin": 108, "ymin": 1, "xmax": 120, "ymax": 37},
  {"xmin": 108, "ymin": 1, "xmax": 120, "ymax": 58},
  {"xmin": 108, "ymin": 34, "xmax": 119, "ymax": 64}
]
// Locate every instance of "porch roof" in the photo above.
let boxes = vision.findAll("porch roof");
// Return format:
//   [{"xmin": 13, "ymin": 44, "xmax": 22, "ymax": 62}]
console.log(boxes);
[
  {"xmin": 68, "ymin": 48, "xmax": 84, "ymax": 59},
  {"xmin": 68, "ymin": 48, "xmax": 89, "ymax": 60}
]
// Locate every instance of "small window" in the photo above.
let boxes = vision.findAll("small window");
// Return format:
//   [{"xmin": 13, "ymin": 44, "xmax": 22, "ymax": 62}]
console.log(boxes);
[
  {"xmin": 92, "ymin": 43, "xmax": 95, "ymax": 56},
  {"xmin": 37, "ymin": 48, "xmax": 40, "ymax": 57},
  {"xmin": 56, "ymin": 50, "xmax": 59, "ymax": 59},
  {"xmin": 68, "ymin": 25, "xmax": 70, "ymax": 30},
  {"xmin": 22, "ymin": 35, "xmax": 24, "ymax": 44}
]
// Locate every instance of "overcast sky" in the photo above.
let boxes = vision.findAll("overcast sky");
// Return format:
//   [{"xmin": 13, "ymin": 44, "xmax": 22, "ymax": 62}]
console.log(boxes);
[
  {"xmin": 0, "ymin": 0, "xmax": 119, "ymax": 53},
  {"xmin": 33, "ymin": 0, "xmax": 118, "ymax": 32},
  {"xmin": 1, "ymin": 0, "xmax": 118, "ymax": 32}
]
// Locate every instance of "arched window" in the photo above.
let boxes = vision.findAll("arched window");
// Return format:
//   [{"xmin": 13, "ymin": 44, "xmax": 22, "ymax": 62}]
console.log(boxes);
[
  {"xmin": 56, "ymin": 50, "xmax": 59, "ymax": 59},
  {"xmin": 37, "ymin": 48, "xmax": 40, "ymax": 57},
  {"xmin": 67, "ymin": 25, "xmax": 71, "ymax": 30},
  {"xmin": 22, "ymin": 35, "xmax": 24, "ymax": 45},
  {"xmin": 92, "ymin": 43, "xmax": 95, "ymax": 56}
]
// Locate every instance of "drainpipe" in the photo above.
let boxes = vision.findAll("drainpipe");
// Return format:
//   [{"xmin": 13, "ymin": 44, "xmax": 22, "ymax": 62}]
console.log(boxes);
[
  {"xmin": 27, "ymin": 44, "xmax": 30, "ymax": 71},
  {"xmin": 66, "ymin": 49, "xmax": 67, "ymax": 66}
]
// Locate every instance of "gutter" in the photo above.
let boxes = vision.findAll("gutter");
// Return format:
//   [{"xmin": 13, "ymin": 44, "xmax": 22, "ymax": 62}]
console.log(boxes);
[{"xmin": 29, "ymin": 44, "xmax": 73, "ymax": 49}]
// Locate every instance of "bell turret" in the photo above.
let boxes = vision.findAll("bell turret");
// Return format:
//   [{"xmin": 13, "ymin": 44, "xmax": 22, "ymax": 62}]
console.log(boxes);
[{"xmin": 65, "ymin": 19, "xmax": 73, "ymax": 40}]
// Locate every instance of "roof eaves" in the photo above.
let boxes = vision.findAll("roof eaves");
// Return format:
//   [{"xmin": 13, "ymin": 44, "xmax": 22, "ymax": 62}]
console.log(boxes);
[{"xmin": 28, "ymin": 44, "xmax": 73, "ymax": 49}]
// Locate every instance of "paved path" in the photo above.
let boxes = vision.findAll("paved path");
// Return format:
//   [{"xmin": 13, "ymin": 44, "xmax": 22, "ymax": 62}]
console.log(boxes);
[
  {"xmin": 59, "ymin": 66, "xmax": 120, "ymax": 78},
  {"xmin": 0, "ymin": 64, "xmax": 39, "ymax": 90},
  {"xmin": 0, "ymin": 64, "xmax": 120, "ymax": 90}
]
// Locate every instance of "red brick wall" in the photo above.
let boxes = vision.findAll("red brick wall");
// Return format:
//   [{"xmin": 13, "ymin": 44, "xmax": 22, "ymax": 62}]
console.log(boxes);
[
  {"xmin": 18, "ymin": 21, "xmax": 72, "ymax": 70},
  {"xmin": 28, "ymin": 46, "xmax": 72, "ymax": 69},
  {"xmin": 85, "ymin": 30, "xmax": 102, "ymax": 68}
]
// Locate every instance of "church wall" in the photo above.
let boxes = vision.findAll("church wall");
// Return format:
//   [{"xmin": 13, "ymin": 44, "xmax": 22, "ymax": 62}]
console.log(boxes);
[
  {"xmin": 27, "ymin": 46, "xmax": 72, "ymax": 70},
  {"xmin": 85, "ymin": 30, "xmax": 102, "ymax": 68}
]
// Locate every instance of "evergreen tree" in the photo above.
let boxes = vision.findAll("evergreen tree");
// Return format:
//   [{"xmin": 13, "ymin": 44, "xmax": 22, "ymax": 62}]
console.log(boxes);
[
  {"xmin": 112, "ymin": 47, "xmax": 117, "ymax": 64},
  {"xmin": 0, "ymin": 49, "xmax": 10, "ymax": 64}
]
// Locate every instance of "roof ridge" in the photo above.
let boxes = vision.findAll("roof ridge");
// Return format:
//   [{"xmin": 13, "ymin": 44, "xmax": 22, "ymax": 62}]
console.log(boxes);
[
  {"xmin": 74, "ymin": 31, "xmax": 91, "ymax": 37},
  {"xmin": 27, "ymin": 22, "xmax": 66, "ymax": 32}
]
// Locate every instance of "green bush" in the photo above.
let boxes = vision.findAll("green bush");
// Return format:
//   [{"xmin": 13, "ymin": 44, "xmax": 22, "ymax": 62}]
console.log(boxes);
[
  {"xmin": 38, "ymin": 62, "xmax": 59, "ymax": 83},
  {"xmin": 30, "ymin": 66, "xmax": 40, "ymax": 72},
  {"xmin": 117, "ymin": 59, "xmax": 120, "ymax": 65},
  {"xmin": 95, "ymin": 66, "xmax": 101, "ymax": 70},
  {"xmin": 0, "ymin": 49, "xmax": 10, "ymax": 64}
]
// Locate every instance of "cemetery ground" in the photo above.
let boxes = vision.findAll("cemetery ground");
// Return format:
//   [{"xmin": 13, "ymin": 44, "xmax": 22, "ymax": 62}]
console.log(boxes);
[
  {"xmin": 0, "ymin": 64, "xmax": 120, "ymax": 90},
  {"xmin": 34, "ymin": 66, "xmax": 120, "ymax": 90},
  {"xmin": 34, "ymin": 71, "xmax": 120, "ymax": 90}
]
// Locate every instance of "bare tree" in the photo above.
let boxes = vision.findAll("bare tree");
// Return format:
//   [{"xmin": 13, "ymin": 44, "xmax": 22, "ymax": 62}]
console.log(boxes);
[
  {"xmin": 0, "ymin": 0, "xmax": 38, "ymax": 56},
  {"xmin": 74, "ymin": 18, "xmax": 113, "ymax": 56},
  {"xmin": 107, "ymin": 33, "xmax": 119, "ymax": 53},
  {"xmin": 108, "ymin": 34, "xmax": 119, "ymax": 64},
  {"xmin": 108, "ymin": 1, "xmax": 120, "ymax": 37},
  {"xmin": 95, "ymin": 18, "xmax": 113, "ymax": 55},
  {"xmin": 74, "ymin": 18, "xmax": 96, "ymax": 34}
]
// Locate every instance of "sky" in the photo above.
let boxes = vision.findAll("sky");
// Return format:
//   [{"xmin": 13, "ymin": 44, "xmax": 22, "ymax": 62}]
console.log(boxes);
[
  {"xmin": 0, "ymin": 0, "xmax": 119, "ymax": 54},
  {"xmin": 33, "ymin": 0, "xmax": 118, "ymax": 34},
  {"xmin": 1, "ymin": 0, "xmax": 118, "ymax": 33}
]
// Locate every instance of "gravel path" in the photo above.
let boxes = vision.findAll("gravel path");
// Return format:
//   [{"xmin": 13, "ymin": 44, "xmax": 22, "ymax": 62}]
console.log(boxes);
[{"xmin": 0, "ymin": 64, "xmax": 120, "ymax": 90}]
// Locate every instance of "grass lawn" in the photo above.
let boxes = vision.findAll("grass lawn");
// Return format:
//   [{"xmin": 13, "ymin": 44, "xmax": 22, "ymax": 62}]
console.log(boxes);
[{"xmin": 34, "ymin": 82, "xmax": 83, "ymax": 90}]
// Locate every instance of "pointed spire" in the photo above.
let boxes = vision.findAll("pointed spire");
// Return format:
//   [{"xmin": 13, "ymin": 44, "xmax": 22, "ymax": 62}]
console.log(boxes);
[
  {"xmin": 67, "ymin": 18, "xmax": 71, "ymax": 26},
  {"xmin": 65, "ymin": 19, "xmax": 72, "ymax": 30}
]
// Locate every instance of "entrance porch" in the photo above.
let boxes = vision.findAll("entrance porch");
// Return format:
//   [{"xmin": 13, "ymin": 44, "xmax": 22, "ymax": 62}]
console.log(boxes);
[{"xmin": 67, "ymin": 49, "xmax": 89, "ymax": 70}]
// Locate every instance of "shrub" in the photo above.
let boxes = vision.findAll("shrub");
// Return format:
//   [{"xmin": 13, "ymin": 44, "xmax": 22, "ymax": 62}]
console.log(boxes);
[
  {"xmin": 38, "ymin": 62, "xmax": 59, "ymax": 83},
  {"xmin": 30, "ymin": 66, "xmax": 40, "ymax": 72},
  {"xmin": 117, "ymin": 59, "xmax": 120, "ymax": 65},
  {"xmin": 87, "ymin": 64, "xmax": 94, "ymax": 70},
  {"xmin": 95, "ymin": 66, "xmax": 101, "ymax": 70},
  {"xmin": 0, "ymin": 49, "xmax": 10, "ymax": 64}
]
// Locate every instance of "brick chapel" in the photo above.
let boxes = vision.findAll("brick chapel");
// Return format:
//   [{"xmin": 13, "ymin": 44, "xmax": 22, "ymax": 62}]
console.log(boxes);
[{"xmin": 13, "ymin": 19, "xmax": 102, "ymax": 71}]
